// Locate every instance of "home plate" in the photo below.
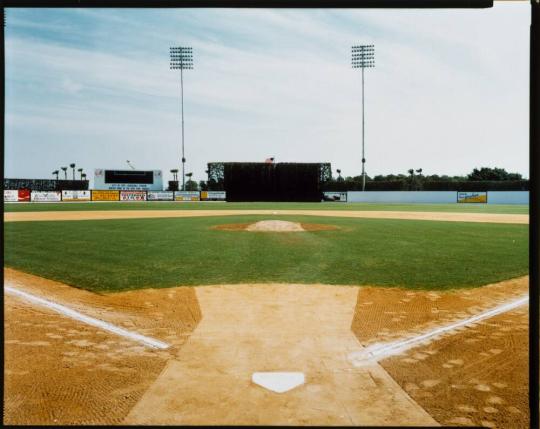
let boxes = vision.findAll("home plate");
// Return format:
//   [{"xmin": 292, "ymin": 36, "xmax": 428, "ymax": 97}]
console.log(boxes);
[{"xmin": 251, "ymin": 372, "xmax": 305, "ymax": 393}]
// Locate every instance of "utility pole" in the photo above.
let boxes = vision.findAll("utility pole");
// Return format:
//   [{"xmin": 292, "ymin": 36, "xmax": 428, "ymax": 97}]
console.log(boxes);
[
  {"xmin": 352, "ymin": 44, "xmax": 375, "ymax": 191},
  {"xmin": 170, "ymin": 46, "xmax": 193, "ymax": 191}
]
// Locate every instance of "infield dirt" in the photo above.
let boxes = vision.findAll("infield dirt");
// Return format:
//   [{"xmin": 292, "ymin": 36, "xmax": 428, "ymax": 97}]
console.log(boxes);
[
  {"xmin": 3, "ymin": 268, "xmax": 528, "ymax": 426},
  {"xmin": 351, "ymin": 276, "xmax": 529, "ymax": 428}
]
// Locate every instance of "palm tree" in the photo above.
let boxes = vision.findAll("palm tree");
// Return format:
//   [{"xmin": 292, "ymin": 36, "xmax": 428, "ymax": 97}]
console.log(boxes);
[
  {"xmin": 61, "ymin": 166, "xmax": 68, "ymax": 180},
  {"xmin": 70, "ymin": 163, "xmax": 76, "ymax": 180},
  {"xmin": 185, "ymin": 172, "xmax": 193, "ymax": 191},
  {"xmin": 77, "ymin": 168, "xmax": 83, "ymax": 179},
  {"xmin": 170, "ymin": 169, "xmax": 179, "ymax": 182},
  {"xmin": 81, "ymin": 173, "xmax": 87, "ymax": 180},
  {"xmin": 184, "ymin": 172, "xmax": 194, "ymax": 191},
  {"xmin": 336, "ymin": 169, "xmax": 343, "ymax": 181},
  {"xmin": 52, "ymin": 170, "xmax": 59, "ymax": 180}
]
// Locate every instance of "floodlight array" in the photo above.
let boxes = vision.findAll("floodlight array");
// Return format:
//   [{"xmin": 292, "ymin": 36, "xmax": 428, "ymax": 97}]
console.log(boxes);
[
  {"xmin": 351, "ymin": 45, "xmax": 375, "ymax": 68},
  {"xmin": 170, "ymin": 46, "xmax": 194, "ymax": 70}
]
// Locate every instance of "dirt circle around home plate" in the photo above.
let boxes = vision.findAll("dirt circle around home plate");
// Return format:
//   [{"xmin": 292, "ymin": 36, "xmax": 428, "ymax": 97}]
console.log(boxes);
[{"xmin": 212, "ymin": 219, "xmax": 339, "ymax": 232}]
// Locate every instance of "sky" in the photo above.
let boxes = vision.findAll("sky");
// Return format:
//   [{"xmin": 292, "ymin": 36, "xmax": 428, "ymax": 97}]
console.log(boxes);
[{"xmin": 4, "ymin": 4, "xmax": 531, "ymax": 186}]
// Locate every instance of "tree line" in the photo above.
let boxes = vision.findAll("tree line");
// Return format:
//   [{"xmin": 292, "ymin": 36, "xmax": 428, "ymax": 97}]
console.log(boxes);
[
  {"xmin": 173, "ymin": 165, "xmax": 528, "ymax": 192},
  {"xmin": 327, "ymin": 167, "xmax": 528, "ymax": 191}
]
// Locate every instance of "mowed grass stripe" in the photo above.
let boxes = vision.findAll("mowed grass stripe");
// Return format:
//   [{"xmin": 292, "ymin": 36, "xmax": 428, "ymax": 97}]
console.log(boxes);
[
  {"xmin": 3, "ymin": 201, "xmax": 529, "ymax": 214},
  {"xmin": 3, "ymin": 216, "xmax": 528, "ymax": 292}
]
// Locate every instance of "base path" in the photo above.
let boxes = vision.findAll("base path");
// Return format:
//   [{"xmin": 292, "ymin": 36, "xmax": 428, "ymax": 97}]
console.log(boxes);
[
  {"xmin": 4, "ymin": 209, "xmax": 528, "ymax": 224},
  {"xmin": 124, "ymin": 284, "xmax": 438, "ymax": 426}
]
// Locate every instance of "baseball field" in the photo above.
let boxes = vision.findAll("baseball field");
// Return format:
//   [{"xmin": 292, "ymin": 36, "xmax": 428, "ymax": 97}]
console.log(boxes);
[{"xmin": 3, "ymin": 202, "xmax": 530, "ymax": 427}]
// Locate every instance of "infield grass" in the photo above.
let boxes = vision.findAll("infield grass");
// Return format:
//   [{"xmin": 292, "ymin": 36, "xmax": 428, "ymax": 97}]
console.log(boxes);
[
  {"xmin": 3, "ymin": 216, "xmax": 528, "ymax": 292},
  {"xmin": 3, "ymin": 201, "xmax": 529, "ymax": 214}
]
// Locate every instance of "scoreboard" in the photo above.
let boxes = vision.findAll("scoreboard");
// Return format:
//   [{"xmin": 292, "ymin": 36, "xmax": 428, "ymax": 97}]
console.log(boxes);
[{"xmin": 94, "ymin": 169, "xmax": 163, "ymax": 191}]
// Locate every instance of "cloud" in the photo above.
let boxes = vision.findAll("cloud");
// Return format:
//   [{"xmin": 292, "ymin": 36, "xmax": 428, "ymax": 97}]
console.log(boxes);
[{"xmin": 4, "ymin": 4, "xmax": 530, "ymax": 184}]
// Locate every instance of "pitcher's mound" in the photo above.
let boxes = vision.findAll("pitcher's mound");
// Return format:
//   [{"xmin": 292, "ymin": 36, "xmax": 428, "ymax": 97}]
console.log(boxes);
[
  {"xmin": 246, "ymin": 220, "xmax": 305, "ymax": 232},
  {"xmin": 213, "ymin": 220, "xmax": 338, "ymax": 232}
]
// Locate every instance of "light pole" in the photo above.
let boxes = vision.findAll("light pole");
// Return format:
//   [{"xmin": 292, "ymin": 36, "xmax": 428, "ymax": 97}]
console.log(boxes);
[
  {"xmin": 352, "ymin": 44, "xmax": 375, "ymax": 191},
  {"xmin": 170, "ymin": 46, "xmax": 193, "ymax": 191}
]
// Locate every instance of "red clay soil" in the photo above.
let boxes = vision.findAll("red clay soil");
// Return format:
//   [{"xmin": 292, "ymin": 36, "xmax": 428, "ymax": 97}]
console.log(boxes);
[
  {"xmin": 380, "ymin": 306, "xmax": 528, "ymax": 428},
  {"xmin": 351, "ymin": 276, "xmax": 529, "ymax": 428},
  {"xmin": 4, "ymin": 294, "xmax": 169, "ymax": 425},
  {"xmin": 3, "ymin": 268, "xmax": 528, "ymax": 427},
  {"xmin": 3, "ymin": 268, "xmax": 201, "ymax": 425}
]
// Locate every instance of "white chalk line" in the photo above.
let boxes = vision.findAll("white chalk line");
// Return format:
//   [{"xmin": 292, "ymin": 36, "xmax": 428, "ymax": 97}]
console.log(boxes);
[
  {"xmin": 349, "ymin": 294, "xmax": 529, "ymax": 366},
  {"xmin": 5, "ymin": 285, "xmax": 170, "ymax": 350}
]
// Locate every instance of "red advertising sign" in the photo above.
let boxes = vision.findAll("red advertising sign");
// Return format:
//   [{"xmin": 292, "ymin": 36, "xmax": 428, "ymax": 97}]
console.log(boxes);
[
  {"xmin": 18, "ymin": 189, "xmax": 31, "ymax": 202},
  {"xmin": 120, "ymin": 190, "xmax": 147, "ymax": 201}
]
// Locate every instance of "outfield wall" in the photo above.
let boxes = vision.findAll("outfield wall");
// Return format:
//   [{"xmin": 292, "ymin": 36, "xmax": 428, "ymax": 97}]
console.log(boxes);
[
  {"xmin": 347, "ymin": 191, "xmax": 456, "ymax": 204},
  {"xmin": 487, "ymin": 191, "xmax": 529, "ymax": 205},
  {"xmin": 347, "ymin": 191, "xmax": 529, "ymax": 205},
  {"xmin": 4, "ymin": 189, "xmax": 227, "ymax": 202}
]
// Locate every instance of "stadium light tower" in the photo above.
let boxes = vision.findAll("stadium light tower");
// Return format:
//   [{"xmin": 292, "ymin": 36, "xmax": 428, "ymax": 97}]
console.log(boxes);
[
  {"xmin": 170, "ymin": 46, "xmax": 193, "ymax": 191},
  {"xmin": 352, "ymin": 44, "xmax": 375, "ymax": 192}
]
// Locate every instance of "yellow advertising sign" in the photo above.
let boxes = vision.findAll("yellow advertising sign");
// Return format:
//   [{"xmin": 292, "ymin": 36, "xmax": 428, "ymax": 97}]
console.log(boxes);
[
  {"xmin": 457, "ymin": 192, "xmax": 487, "ymax": 203},
  {"xmin": 174, "ymin": 191, "xmax": 200, "ymax": 201},
  {"xmin": 91, "ymin": 190, "xmax": 120, "ymax": 201}
]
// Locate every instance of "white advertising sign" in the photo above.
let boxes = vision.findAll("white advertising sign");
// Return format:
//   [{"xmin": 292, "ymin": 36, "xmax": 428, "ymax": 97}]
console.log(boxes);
[
  {"xmin": 31, "ymin": 191, "xmax": 62, "ymax": 202},
  {"xmin": 4, "ymin": 190, "xmax": 18, "ymax": 202},
  {"xmin": 147, "ymin": 191, "xmax": 174, "ymax": 201},
  {"xmin": 323, "ymin": 192, "xmax": 347, "ymax": 202},
  {"xmin": 62, "ymin": 190, "xmax": 91, "ymax": 201}
]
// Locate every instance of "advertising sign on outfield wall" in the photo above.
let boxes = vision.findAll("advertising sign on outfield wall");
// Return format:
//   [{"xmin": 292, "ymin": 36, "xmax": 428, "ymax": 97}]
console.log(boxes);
[
  {"xmin": 323, "ymin": 192, "xmax": 347, "ymax": 202},
  {"xmin": 147, "ymin": 191, "xmax": 174, "ymax": 201},
  {"xmin": 91, "ymin": 190, "xmax": 120, "ymax": 201},
  {"xmin": 4, "ymin": 190, "xmax": 18, "ymax": 202},
  {"xmin": 31, "ymin": 191, "xmax": 62, "ymax": 202},
  {"xmin": 457, "ymin": 191, "xmax": 487, "ymax": 203},
  {"xmin": 18, "ymin": 189, "xmax": 31, "ymax": 202},
  {"xmin": 62, "ymin": 190, "xmax": 91, "ymax": 201},
  {"xmin": 174, "ymin": 191, "xmax": 200, "ymax": 201},
  {"xmin": 200, "ymin": 191, "xmax": 226, "ymax": 201},
  {"xmin": 120, "ymin": 190, "xmax": 147, "ymax": 201}
]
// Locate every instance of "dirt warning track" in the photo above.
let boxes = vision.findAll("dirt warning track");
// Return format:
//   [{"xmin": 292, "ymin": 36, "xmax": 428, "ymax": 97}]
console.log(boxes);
[{"xmin": 4, "ymin": 209, "xmax": 529, "ymax": 224}]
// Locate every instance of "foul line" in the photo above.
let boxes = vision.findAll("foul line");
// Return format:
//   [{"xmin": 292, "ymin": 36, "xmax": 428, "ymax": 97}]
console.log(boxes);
[
  {"xmin": 5, "ymin": 285, "xmax": 169, "ymax": 350},
  {"xmin": 349, "ymin": 294, "xmax": 529, "ymax": 366}
]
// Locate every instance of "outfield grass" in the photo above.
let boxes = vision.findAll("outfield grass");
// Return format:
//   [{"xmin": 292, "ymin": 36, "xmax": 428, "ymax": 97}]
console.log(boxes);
[
  {"xmin": 4, "ymin": 215, "xmax": 528, "ymax": 292},
  {"xmin": 3, "ymin": 201, "xmax": 529, "ymax": 214}
]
